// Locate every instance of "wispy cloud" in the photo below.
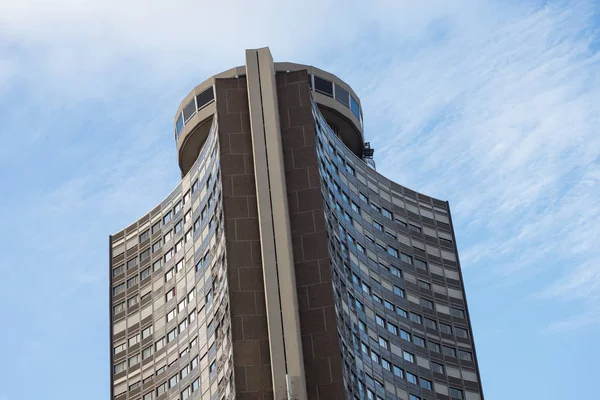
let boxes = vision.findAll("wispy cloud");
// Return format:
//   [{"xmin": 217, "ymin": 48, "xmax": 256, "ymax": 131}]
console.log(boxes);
[
  {"xmin": 0, "ymin": 1, "xmax": 599, "ymax": 399},
  {"xmin": 351, "ymin": 0, "xmax": 600, "ymax": 330}
]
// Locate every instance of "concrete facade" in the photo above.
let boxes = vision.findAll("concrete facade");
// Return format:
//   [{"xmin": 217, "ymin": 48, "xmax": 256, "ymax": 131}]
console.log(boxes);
[{"xmin": 109, "ymin": 47, "xmax": 484, "ymax": 400}]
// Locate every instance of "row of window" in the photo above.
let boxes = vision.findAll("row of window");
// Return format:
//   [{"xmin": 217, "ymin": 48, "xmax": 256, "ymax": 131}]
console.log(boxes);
[
  {"xmin": 309, "ymin": 73, "xmax": 362, "ymax": 121},
  {"xmin": 312, "ymin": 94, "xmax": 470, "ymax": 400},
  {"xmin": 318, "ymin": 126, "xmax": 452, "ymax": 236},
  {"xmin": 175, "ymin": 86, "xmax": 215, "ymax": 138},
  {"xmin": 112, "ymin": 180, "xmax": 221, "ymax": 299},
  {"xmin": 350, "ymin": 269, "xmax": 468, "ymax": 338}
]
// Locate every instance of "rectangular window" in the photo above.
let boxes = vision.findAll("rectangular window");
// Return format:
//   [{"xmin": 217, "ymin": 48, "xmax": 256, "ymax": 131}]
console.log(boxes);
[
  {"xmin": 420, "ymin": 379, "xmax": 432, "ymax": 390},
  {"xmin": 406, "ymin": 371, "xmax": 418, "ymax": 384},
  {"xmin": 424, "ymin": 318, "xmax": 437, "ymax": 329},
  {"xmin": 173, "ymin": 201, "xmax": 182, "ymax": 214},
  {"xmin": 113, "ymin": 283, "xmax": 125, "ymax": 296},
  {"xmin": 351, "ymin": 202, "xmax": 360, "ymax": 213},
  {"xmin": 431, "ymin": 361, "xmax": 444, "ymax": 374},
  {"xmin": 127, "ymin": 296, "xmax": 138, "ymax": 307},
  {"xmin": 414, "ymin": 258, "xmax": 427, "ymax": 270},
  {"xmin": 429, "ymin": 341, "xmax": 441, "ymax": 353},
  {"xmin": 410, "ymin": 312, "xmax": 422, "ymax": 324},
  {"xmin": 370, "ymin": 202, "xmax": 381, "ymax": 213},
  {"xmin": 456, "ymin": 327, "xmax": 469, "ymax": 338},
  {"xmin": 113, "ymin": 342, "xmax": 126, "ymax": 354},
  {"xmin": 421, "ymin": 298, "xmax": 434, "ymax": 309},
  {"xmin": 381, "ymin": 358, "xmax": 391, "ymax": 371},
  {"xmin": 359, "ymin": 192, "xmax": 368, "ymax": 202},
  {"xmin": 163, "ymin": 211, "xmax": 172, "ymax": 224},
  {"xmin": 314, "ymin": 76, "xmax": 333, "ymax": 97},
  {"xmin": 165, "ymin": 268, "xmax": 175, "ymax": 282},
  {"xmin": 382, "ymin": 208, "xmax": 393, "ymax": 219},
  {"xmin": 141, "ymin": 325, "xmax": 153, "ymax": 339},
  {"xmin": 139, "ymin": 229, "xmax": 150, "ymax": 242},
  {"xmin": 400, "ymin": 329, "xmax": 411, "ymax": 342},
  {"xmin": 113, "ymin": 302, "xmax": 125, "ymax": 314},
  {"xmin": 409, "ymin": 224, "xmax": 421, "ymax": 233},
  {"xmin": 167, "ymin": 328, "xmax": 177, "ymax": 343},
  {"xmin": 127, "ymin": 276, "xmax": 138, "ymax": 288},
  {"xmin": 393, "ymin": 365, "xmax": 404, "ymax": 378},
  {"xmin": 128, "ymin": 334, "xmax": 140, "ymax": 346},
  {"xmin": 400, "ymin": 253, "xmax": 413, "ymax": 265},
  {"xmin": 140, "ymin": 266, "xmax": 151, "ymax": 280},
  {"xmin": 458, "ymin": 349, "xmax": 473, "ymax": 361},
  {"xmin": 375, "ymin": 315, "xmax": 385, "ymax": 327},
  {"xmin": 166, "ymin": 288, "xmax": 176, "ymax": 302},
  {"xmin": 440, "ymin": 323, "xmax": 453, "ymax": 334},
  {"xmin": 451, "ymin": 308, "xmax": 466, "ymax": 318},
  {"xmin": 174, "ymin": 219, "xmax": 183, "ymax": 234},
  {"xmin": 373, "ymin": 221, "xmax": 383, "ymax": 231},
  {"xmin": 113, "ymin": 360, "xmax": 126, "ymax": 374},
  {"xmin": 387, "ymin": 246, "xmax": 399, "ymax": 258},
  {"xmin": 418, "ymin": 280, "xmax": 431, "ymax": 290},
  {"xmin": 112, "ymin": 265, "xmax": 124, "ymax": 277},
  {"xmin": 180, "ymin": 365, "xmax": 189, "ymax": 379},
  {"xmin": 142, "ymin": 346, "xmax": 153, "ymax": 360},
  {"xmin": 128, "ymin": 354, "xmax": 139, "ymax": 367},
  {"xmin": 443, "ymin": 346, "xmax": 457, "ymax": 358},
  {"xmin": 156, "ymin": 383, "xmax": 167, "ymax": 396},
  {"xmin": 126, "ymin": 258, "xmax": 137, "ymax": 270},
  {"xmin": 166, "ymin": 309, "xmax": 176, "ymax": 322},
  {"xmin": 387, "ymin": 323, "xmax": 398, "ymax": 335},
  {"xmin": 370, "ymin": 350, "xmax": 379, "ymax": 363},
  {"xmin": 403, "ymin": 351, "xmax": 414, "ymax": 363},
  {"xmin": 450, "ymin": 388, "xmax": 464, "ymax": 400},
  {"xmin": 397, "ymin": 307, "xmax": 408, "ymax": 318},
  {"xmin": 151, "ymin": 221, "xmax": 160, "ymax": 234},
  {"xmin": 378, "ymin": 337, "xmax": 388, "ymax": 349},
  {"xmin": 413, "ymin": 335, "xmax": 426, "ymax": 348},
  {"xmin": 394, "ymin": 286, "xmax": 405, "ymax": 297}
]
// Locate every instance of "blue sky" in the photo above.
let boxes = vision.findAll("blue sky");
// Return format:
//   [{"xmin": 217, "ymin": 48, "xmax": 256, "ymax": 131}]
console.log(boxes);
[{"xmin": 0, "ymin": 0, "xmax": 598, "ymax": 399}]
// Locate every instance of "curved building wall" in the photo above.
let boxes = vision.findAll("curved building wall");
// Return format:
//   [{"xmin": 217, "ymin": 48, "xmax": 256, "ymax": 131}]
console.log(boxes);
[
  {"xmin": 109, "ymin": 47, "xmax": 484, "ymax": 400},
  {"xmin": 311, "ymin": 100, "xmax": 483, "ymax": 400},
  {"xmin": 110, "ymin": 119, "xmax": 236, "ymax": 400}
]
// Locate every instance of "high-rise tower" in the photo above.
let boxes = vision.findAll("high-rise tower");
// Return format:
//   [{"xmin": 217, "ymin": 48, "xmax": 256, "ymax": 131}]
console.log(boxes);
[{"xmin": 109, "ymin": 47, "xmax": 484, "ymax": 400}]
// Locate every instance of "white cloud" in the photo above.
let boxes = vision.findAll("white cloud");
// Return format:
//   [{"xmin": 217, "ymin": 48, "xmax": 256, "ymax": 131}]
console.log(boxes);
[
  {"xmin": 0, "ymin": 0, "xmax": 597, "ymax": 351},
  {"xmin": 360, "ymin": 0, "xmax": 600, "ymax": 330}
]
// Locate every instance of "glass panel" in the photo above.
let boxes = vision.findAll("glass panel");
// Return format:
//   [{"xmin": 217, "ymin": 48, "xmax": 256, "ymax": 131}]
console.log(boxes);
[
  {"xmin": 335, "ymin": 83, "xmax": 349, "ymax": 107},
  {"xmin": 314, "ymin": 76, "xmax": 333, "ymax": 97},
  {"xmin": 183, "ymin": 99, "xmax": 196, "ymax": 122},
  {"xmin": 196, "ymin": 87, "xmax": 215, "ymax": 110},
  {"xmin": 350, "ymin": 95, "xmax": 360, "ymax": 119},
  {"xmin": 175, "ymin": 113, "xmax": 184, "ymax": 137}
]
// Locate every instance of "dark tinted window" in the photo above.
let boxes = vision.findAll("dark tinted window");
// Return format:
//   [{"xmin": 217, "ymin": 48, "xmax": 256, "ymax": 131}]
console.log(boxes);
[
  {"xmin": 196, "ymin": 87, "xmax": 214, "ymax": 110},
  {"xmin": 335, "ymin": 83, "xmax": 349, "ymax": 106},
  {"xmin": 175, "ymin": 113, "xmax": 184, "ymax": 137},
  {"xmin": 182, "ymin": 99, "xmax": 196, "ymax": 122},
  {"xmin": 350, "ymin": 95, "xmax": 360, "ymax": 119},
  {"xmin": 314, "ymin": 76, "xmax": 333, "ymax": 97}
]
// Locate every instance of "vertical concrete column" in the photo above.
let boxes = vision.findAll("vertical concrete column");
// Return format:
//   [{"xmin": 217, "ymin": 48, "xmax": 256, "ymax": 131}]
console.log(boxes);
[{"xmin": 245, "ymin": 47, "xmax": 308, "ymax": 400}]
